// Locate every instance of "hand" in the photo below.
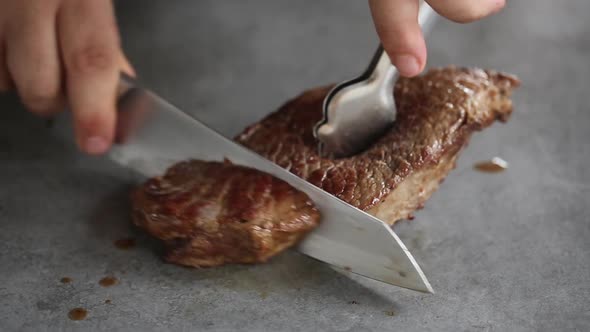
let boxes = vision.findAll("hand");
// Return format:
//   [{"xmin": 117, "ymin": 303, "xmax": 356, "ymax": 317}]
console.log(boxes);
[
  {"xmin": 0, "ymin": 0, "xmax": 134, "ymax": 155},
  {"xmin": 368, "ymin": 0, "xmax": 505, "ymax": 77}
]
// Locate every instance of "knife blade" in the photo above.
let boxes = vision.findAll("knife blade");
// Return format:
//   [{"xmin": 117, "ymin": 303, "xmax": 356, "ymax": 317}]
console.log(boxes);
[{"xmin": 54, "ymin": 76, "xmax": 433, "ymax": 293}]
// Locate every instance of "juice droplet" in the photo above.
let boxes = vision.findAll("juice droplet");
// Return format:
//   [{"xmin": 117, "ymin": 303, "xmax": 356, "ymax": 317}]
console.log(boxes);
[
  {"xmin": 68, "ymin": 308, "xmax": 87, "ymax": 320},
  {"xmin": 60, "ymin": 277, "xmax": 72, "ymax": 284},
  {"xmin": 384, "ymin": 310, "xmax": 395, "ymax": 317},
  {"xmin": 99, "ymin": 276, "xmax": 118, "ymax": 287},
  {"xmin": 474, "ymin": 157, "xmax": 508, "ymax": 173},
  {"xmin": 114, "ymin": 238, "xmax": 136, "ymax": 250}
]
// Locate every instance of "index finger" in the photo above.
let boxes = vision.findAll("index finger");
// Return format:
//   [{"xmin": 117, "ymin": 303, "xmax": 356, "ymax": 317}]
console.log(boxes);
[{"xmin": 58, "ymin": 0, "xmax": 120, "ymax": 154}]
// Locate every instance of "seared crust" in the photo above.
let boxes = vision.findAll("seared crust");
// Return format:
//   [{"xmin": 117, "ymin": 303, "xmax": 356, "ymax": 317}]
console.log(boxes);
[
  {"xmin": 236, "ymin": 67, "xmax": 520, "ymax": 223},
  {"xmin": 132, "ymin": 160, "xmax": 320, "ymax": 267}
]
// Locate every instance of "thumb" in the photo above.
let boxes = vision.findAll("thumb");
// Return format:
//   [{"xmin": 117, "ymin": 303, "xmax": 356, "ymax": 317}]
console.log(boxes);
[{"xmin": 368, "ymin": 0, "xmax": 426, "ymax": 77}]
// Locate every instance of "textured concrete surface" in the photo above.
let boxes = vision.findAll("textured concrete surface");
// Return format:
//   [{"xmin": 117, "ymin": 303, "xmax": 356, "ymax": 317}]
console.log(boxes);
[{"xmin": 1, "ymin": 1, "xmax": 589, "ymax": 331}]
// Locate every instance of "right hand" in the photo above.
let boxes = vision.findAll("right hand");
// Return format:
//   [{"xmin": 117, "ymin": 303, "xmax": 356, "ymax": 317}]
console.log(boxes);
[
  {"xmin": 368, "ymin": 0, "xmax": 506, "ymax": 77},
  {"xmin": 0, "ymin": 0, "xmax": 134, "ymax": 154}
]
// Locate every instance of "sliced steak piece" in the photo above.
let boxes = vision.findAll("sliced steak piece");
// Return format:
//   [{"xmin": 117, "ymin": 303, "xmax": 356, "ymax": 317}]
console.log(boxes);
[
  {"xmin": 131, "ymin": 160, "xmax": 320, "ymax": 267},
  {"xmin": 236, "ymin": 67, "xmax": 520, "ymax": 224}
]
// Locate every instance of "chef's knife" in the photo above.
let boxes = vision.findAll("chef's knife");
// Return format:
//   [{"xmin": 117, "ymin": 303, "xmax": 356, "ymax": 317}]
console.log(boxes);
[{"xmin": 53, "ymin": 76, "xmax": 433, "ymax": 293}]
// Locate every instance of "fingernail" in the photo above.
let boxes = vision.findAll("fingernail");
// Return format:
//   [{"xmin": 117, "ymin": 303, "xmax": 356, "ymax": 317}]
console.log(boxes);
[
  {"xmin": 85, "ymin": 136, "xmax": 109, "ymax": 155},
  {"xmin": 492, "ymin": 0, "xmax": 506, "ymax": 14},
  {"xmin": 393, "ymin": 54, "xmax": 420, "ymax": 77}
]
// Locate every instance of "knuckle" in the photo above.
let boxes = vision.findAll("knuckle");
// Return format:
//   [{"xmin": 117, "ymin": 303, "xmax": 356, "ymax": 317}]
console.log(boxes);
[
  {"xmin": 68, "ymin": 44, "xmax": 116, "ymax": 75},
  {"xmin": 21, "ymin": 85, "xmax": 59, "ymax": 114}
]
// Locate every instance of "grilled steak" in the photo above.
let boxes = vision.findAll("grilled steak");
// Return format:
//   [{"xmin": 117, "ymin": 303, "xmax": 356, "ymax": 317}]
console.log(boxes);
[
  {"xmin": 132, "ymin": 67, "xmax": 519, "ymax": 267},
  {"xmin": 236, "ymin": 67, "xmax": 520, "ymax": 224},
  {"xmin": 132, "ymin": 160, "xmax": 320, "ymax": 267}
]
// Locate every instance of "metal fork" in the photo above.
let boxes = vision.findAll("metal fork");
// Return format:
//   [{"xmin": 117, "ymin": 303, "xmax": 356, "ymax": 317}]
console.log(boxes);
[{"xmin": 314, "ymin": 2, "xmax": 438, "ymax": 158}]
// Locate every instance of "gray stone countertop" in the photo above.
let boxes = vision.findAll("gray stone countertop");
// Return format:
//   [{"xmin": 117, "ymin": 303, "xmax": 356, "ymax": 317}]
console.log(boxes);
[{"xmin": 0, "ymin": 1, "xmax": 588, "ymax": 331}]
